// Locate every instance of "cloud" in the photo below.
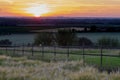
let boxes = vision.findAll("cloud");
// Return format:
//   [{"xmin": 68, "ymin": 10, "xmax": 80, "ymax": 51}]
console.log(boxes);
[
  {"xmin": 75, "ymin": 0, "xmax": 120, "ymax": 5},
  {"xmin": 0, "ymin": 0, "xmax": 14, "ymax": 4},
  {"xmin": 0, "ymin": 0, "xmax": 120, "ymax": 17},
  {"xmin": 5, "ymin": 0, "xmax": 13, "ymax": 3},
  {"xmin": 1, "ymin": 0, "xmax": 120, "ymax": 6}
]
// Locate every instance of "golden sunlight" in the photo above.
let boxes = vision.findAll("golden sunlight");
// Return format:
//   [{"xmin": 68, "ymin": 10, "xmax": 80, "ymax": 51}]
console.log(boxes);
[{"xmin": 24, "ymin": 4, "xmax": 50, "ymax": 17}]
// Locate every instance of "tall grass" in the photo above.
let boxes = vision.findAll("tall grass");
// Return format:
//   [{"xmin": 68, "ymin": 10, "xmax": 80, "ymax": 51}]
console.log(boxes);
[{"xmin": 0, "ymin": 55, "xmax": 119, "ymax": 80}]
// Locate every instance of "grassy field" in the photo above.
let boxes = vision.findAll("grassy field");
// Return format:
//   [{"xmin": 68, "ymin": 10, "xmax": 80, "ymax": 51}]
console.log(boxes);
[
  {"xmin": 0, "ymin": 55, "xmax": 119, "ymax": 80},
  {"xmin": 0, "ymin": 47, "xmax": 120, "ymax": 68}
]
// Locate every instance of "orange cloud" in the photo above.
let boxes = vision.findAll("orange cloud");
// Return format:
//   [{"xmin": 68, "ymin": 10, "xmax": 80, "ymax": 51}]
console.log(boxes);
[{"xmin": 0, "ymin": 0, "xmax": 120, "ymax": 17}]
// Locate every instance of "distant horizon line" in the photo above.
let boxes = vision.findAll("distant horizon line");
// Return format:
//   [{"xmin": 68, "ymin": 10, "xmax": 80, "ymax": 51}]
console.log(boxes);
[{"xmin": 0, "ymin": 16, "xmax": 120, "ymax": 19}]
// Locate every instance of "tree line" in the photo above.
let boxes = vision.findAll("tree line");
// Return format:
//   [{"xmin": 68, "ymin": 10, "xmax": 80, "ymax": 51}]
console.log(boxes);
[
  {"xmin": 34, "ymin": 29, "xmax": 120, "ymax": 47},
  {"xmin": 0, "ymin": 39, "xmax": 12, "ymax": 46}
]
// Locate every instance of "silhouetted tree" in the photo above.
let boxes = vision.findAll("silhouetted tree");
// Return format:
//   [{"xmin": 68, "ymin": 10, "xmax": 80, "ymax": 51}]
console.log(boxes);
[
  {"xmin": 97, "ymin": 37, "xmax": 119, "ymax": 47},
  {"xmin": 78, "ymin": 37, "xmax": 93, "ymax": 46},
  {"xmin": 90, "ymin": 25, "xmax": 97, "ymax": 32},
  {"xmin": 34, "ymin": 32, "xmax": 54, "ymax": 46},
  {"xmin": 56, "ymin": 29, "xmax": 77, "ymax": 46},
  {"xmin": 0, "ymin": 39, "xmax": 12, "ymax": 46}
]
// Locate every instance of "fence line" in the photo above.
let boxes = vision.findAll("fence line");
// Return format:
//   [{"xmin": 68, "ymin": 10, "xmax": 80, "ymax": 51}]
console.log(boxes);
[{"xmin": 0, "ymin": 45, "xmax": 120, "ymax": 68}]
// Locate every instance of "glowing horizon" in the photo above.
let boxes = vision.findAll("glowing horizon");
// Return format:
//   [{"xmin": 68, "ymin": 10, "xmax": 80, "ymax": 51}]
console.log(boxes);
[
  {"xmin": 0, "ymin": 0, "xmax": 120, "ymax": 17},
  {"xmin": 24, "ymin": 4, "xmax": 50, "ymax": 17}
]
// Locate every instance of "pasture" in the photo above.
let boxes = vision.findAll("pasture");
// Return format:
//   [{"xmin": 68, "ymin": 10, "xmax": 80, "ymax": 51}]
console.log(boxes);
[{"xmin": 0, "ymin": 46, "xmax": 119, "ymax": 69}]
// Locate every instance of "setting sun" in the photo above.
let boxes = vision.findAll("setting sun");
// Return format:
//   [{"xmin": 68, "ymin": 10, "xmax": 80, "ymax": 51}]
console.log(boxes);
[{"xmin": 24, "ymin": 4, "xmax": 50, "ymax": 17}]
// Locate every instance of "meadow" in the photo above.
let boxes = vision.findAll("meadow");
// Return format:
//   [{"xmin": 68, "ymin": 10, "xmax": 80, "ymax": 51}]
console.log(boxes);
[
  {"xmin": 0, "ymin": 46, "xmax": 120, "ymax": 69},
  {"xmin": 0, "ymin": 55, "xmax": 119, "ymax": 80}
]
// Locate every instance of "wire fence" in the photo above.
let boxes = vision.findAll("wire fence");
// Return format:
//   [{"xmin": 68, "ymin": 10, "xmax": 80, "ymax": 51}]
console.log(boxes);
[{"xmin": 0, "ymin": 44, "xmax": 120, "ymax": 69}]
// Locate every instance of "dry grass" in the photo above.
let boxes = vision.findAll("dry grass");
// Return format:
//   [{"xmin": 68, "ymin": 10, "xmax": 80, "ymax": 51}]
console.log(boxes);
[{"xmin": 0, "ymin": 55, "xmax": 119, "ymax": 80}]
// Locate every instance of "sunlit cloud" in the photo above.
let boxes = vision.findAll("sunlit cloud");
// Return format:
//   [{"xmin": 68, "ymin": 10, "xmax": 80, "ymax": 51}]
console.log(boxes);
[
  {"xmin": 1, "ymin": 0, "xmax": 14, "ymax": 4},
  {"xmin": 24, "ymin": 4, "xmax": 50, "ymax": 17},
  {"xmin": 0, "ymin": 0, "xmax": 120, "ymax": 17}
]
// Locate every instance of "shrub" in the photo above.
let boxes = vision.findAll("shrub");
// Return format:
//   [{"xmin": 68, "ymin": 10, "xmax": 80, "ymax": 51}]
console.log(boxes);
[
  {"xmin": 97, "ymin": 37, "xmax": 119, "ymax": 47},
  {"xmin": 34, "ymin": 29, "xmax": 77, "ymax": 46},
  {"xmin": 0, "ymin": 39, "xmax": 12, "ymax": 46},
  {"xmin": 56, "ymin": 29, "xmax": 77, "ymax": 46},
  {"xmin": 78, "ymin": 37, "xmax": 93, "ymax": 46},
  {"xmin": 34, "ymin": 32, "xmax": 54, "ymax": 46}
]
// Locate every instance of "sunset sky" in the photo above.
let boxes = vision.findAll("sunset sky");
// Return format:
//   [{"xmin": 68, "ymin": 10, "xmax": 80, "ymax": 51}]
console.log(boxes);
[{"xmin": 0, "ymin": 0, "xmax": 120, "ymax": 17}]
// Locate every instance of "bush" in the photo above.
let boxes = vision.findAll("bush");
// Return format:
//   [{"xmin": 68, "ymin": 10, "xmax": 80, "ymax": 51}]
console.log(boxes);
[
  {"xmin": 0, "ymin": 39, "xmax": 12, "ymax": 46},
  {"xmin": 78, "ymin": 37, "xmax": 93, "ymax": 46},
  {"xmin": 56, "ymin": 29, "xmax": 77, "ymax": 46},
  {"xmin": 34, "ymin": 32, "xmax": 54, "ymax": 46},
  {"xmin": 97, "ymin": 37, "xmax": 119, "ymax": 47}
]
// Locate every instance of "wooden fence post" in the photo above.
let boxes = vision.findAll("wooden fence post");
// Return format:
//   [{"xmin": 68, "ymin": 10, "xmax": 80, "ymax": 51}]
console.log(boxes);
[
  {"xmin": 100, "ymin": 45, "xmax": 103, "ymax": 68},
  {"xmin": 82, "ymin": 43, "xmax": 85, "ymax": 64},
  {"xmin": 42, "ymin": 45, "xmax": 44, "ymax": 59},
  {"xmin": 54, "ymin": 45, "xmax": 56, "ymax": 60},
  {"xmin": 31, "ymin": 44, "xmax": 34, "ymax": 56},
  {"xmin": 22, "ymin": 43, "xmax": 24, "ymax": 56},
  {"xmin": 6, "ymin": 46, "xmax": 7, "ymax": 55},
  {"xmin": 13, "ymin": 44, "xmax": 16, "ymax": 56},
  {"xmin": 67, "ymin": 46, "xmax": 70, "ymax": 61}
]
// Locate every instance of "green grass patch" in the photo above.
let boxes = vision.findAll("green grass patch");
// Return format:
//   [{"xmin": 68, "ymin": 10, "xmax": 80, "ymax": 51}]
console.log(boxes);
[{"xmin": 0, "ymin": 48, "xmax": 119, "ymax": 68}]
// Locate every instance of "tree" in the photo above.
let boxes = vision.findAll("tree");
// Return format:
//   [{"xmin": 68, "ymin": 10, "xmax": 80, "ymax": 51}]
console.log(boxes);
[
  {"xmin": 0, "ymin": 39, "xmax": 12, "ymax": 46},
  {"xmin": 34, "ymin": 32, "xmax": 54, "ymax": 46},
  {"xmin": 97, "ymin": 37, "xmax": 119, "ymax": 47},
  {"xmin": 78, "ymin": 37, "xmax": 93, "ymax": 46},
  {"xmin": 56, "ymin": 29, "xmax": 77, "ymax": 46}
]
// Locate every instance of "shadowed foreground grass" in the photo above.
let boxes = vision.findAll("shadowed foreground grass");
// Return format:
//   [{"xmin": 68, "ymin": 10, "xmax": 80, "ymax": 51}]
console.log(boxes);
[{"xmin": 0, "ymin": 55, "xmax": 119, "ymax": 80}]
